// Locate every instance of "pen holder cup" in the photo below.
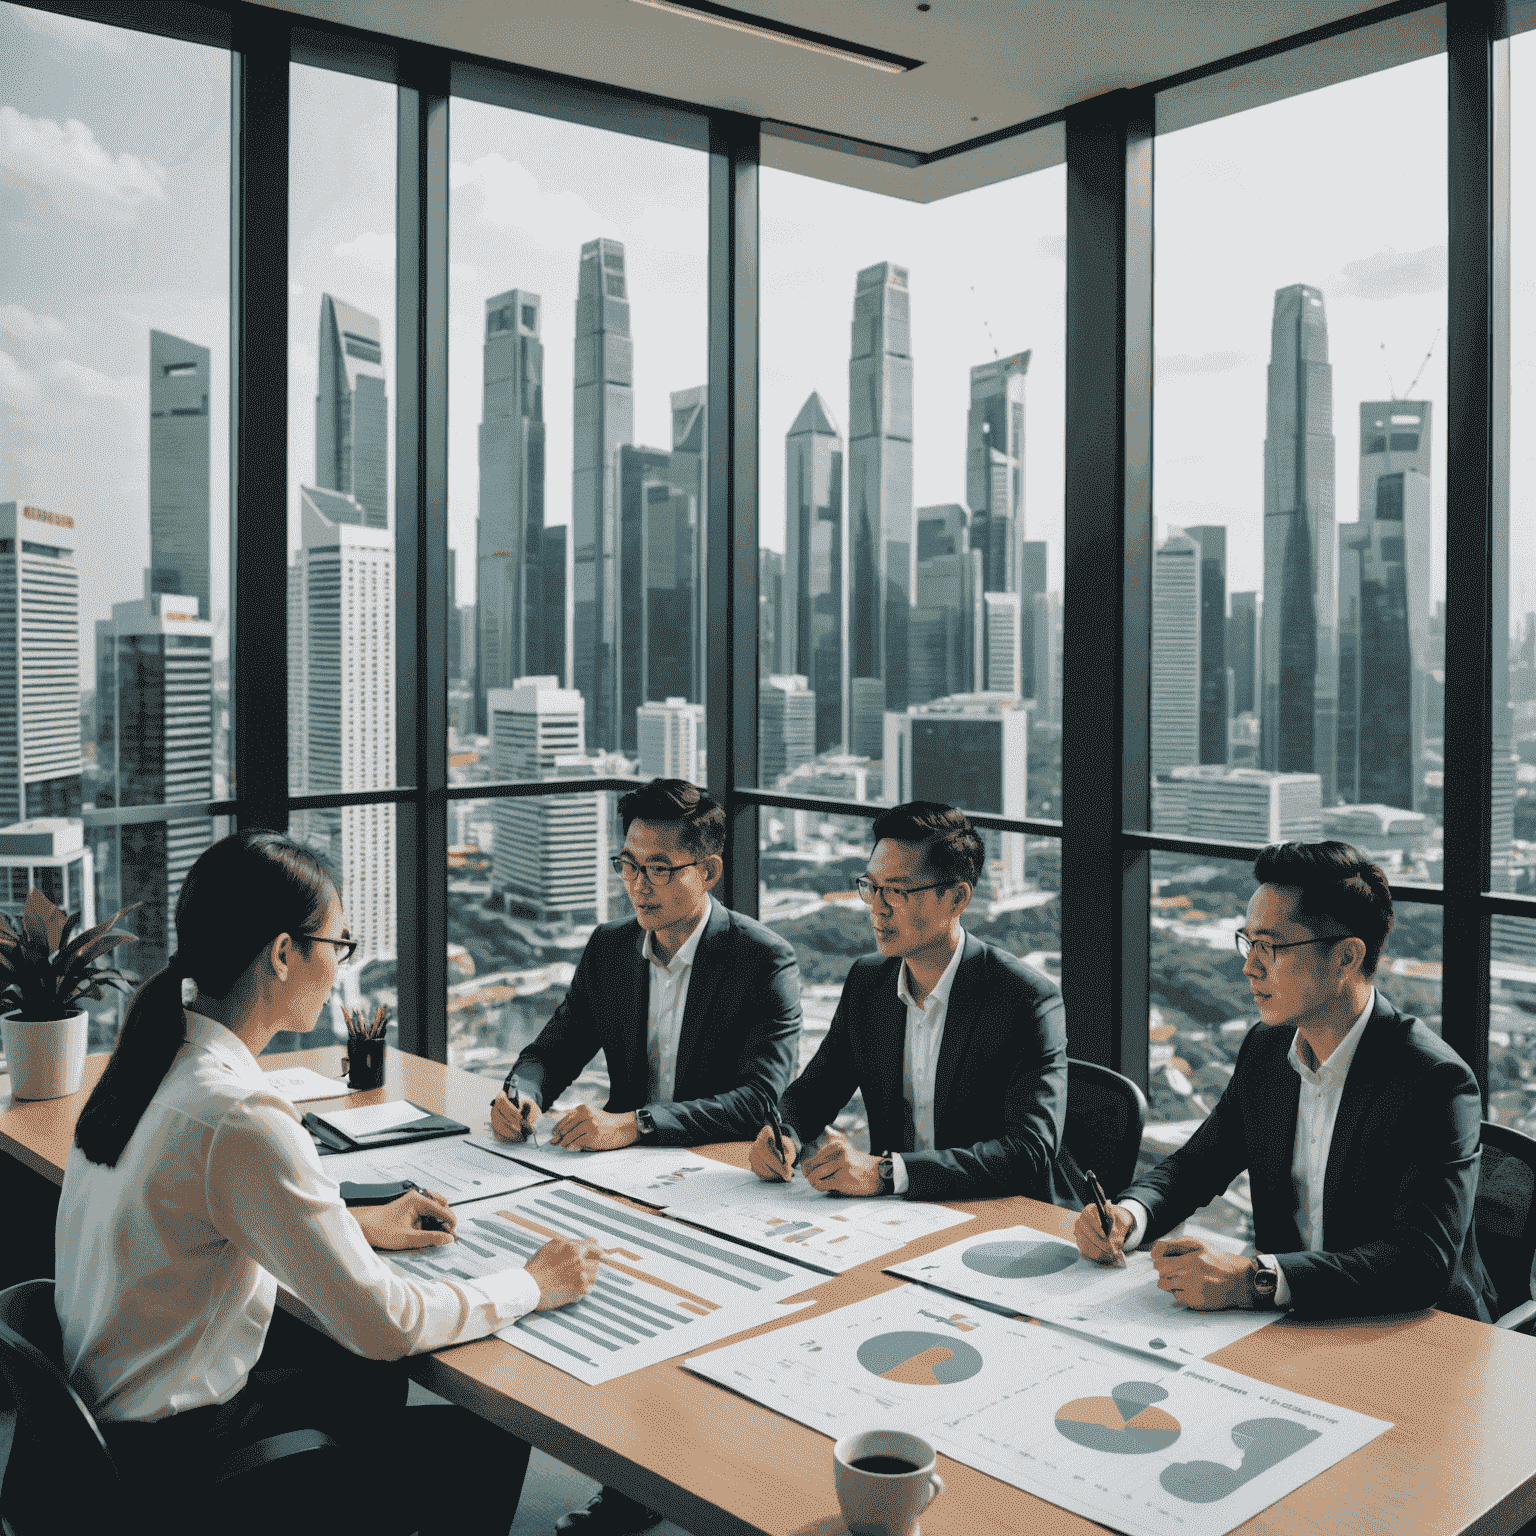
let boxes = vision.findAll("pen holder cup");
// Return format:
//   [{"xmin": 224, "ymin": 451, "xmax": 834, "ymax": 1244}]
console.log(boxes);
[{"xmin": 346, "ymin": 1037, "xmax": 387, "ymax": 1090}]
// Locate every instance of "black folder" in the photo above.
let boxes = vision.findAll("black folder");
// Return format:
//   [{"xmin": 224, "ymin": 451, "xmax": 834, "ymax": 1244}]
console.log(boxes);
[{"xmin": 302, "ymin": 1103, "xmax": 469, "ymax": 1155}]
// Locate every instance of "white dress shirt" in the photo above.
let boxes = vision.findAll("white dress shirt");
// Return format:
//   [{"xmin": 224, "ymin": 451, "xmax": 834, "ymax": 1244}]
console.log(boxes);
[
  {"xmin": 642, "ymin": 895, "xmax": 712, "ymax": 1105},
  {"xmin": 1120, "ymin": 990, "xmax": 1376, "ymax": 1310},
  {"xmin": 55, "ymin": 1010, "xmax": 540, "ymax": 1423},
  {"xmin": 888, "ymin": 930, "xmax": 967, "ymax": 1195}
]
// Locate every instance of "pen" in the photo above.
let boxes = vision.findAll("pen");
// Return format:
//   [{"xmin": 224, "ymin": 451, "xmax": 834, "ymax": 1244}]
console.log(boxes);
[
  {"xmin": 767, "ymin": 1104, "xmax": 789, "ymax": 1178},
  {"xmin": 1085, "ymin": 1168, "xmax": 1127, "ymax": 1268},
  {"xmin": 520, "ymin": 1096, "xmax": 539, "ymax": 1148}
]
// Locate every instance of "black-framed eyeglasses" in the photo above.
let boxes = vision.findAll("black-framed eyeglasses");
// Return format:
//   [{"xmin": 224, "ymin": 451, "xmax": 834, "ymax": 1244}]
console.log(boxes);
[
  {"xmin": 856, "ymin": 877, "xmax": 949, "ymax": 907},
  {"xmin": 1235, "ymin": 932, "xmax": 1341, "ymax": 965},
  {"xmin": 303, "ymin": 933, "xmax": 359, "ymax": 964},
  {"xmin": 611, "ymin": 856, "xmax": 701, "ymax": 887}
]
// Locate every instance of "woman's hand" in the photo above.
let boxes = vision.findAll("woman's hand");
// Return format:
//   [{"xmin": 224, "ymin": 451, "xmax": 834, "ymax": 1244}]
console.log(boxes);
[{"xmin": 354, "ymin": 1188, "xmax": 457, "ymax": 1250}]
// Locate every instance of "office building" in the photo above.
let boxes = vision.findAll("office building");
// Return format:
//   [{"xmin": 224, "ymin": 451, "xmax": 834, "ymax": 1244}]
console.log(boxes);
[
  {"xmin": 759, "ymin": 549, "xmax": 784, "ymax": 678},
  {"xmin": 617, "ymin": 444, "xmax": 674, "ymax": 754},
  {"xmin": 572, "ymin": 237, "xmax": 635, "ymax": 753},
  {"xmin": 0, "ymin": 819, "xmax": 93, "ymax": 930},
  {"xmin": 966, "ymin": 351, "xmax": 1030, "ymax": 596},
  {"xmin": 1020, "ymin": 542, "xmax": 1047, "ymax": 700},
  {"xmin": 785, "ymin": 392, "xmax": 845, "ymax": 754},
  {"xmin": 1184, "ymin": 525, "xmax": 1228, "ymax": 764},
  {"xmin": 911, "ymin": 504, "xmax": 981, "ymax": 707},
  {"xmin": 477, "ymin": 289, "xmax": 546, "ymax": 727},
  {"xmin": 148, "ymin": 330, "xmax": 210, "ymax": 620},
  {"xmin": 1152, "ymin": 531, "xmax": 1201, "ymax": 774},
  {"xmin": 1153, "ymin": 765, "xmax": 1323, "ymax": 845},
  {"xmin": 287, "ymin": 560, "xmax": 306, "ymax": 793},
  {"xmin": 540, "ymin": 525, "xmax": 568, "ymax": 687},
  {"xmin": 315, "ymin": 294, "xmax": 387, "ymax": 529},
  {"xmin": 849, "ymin": 675, "xmax": 885, "ymax": 760},
  {"xmin": 984, "ymin": 591, "xmax": 1022, "ymax": 697},
  {"xmin": 0, "ymin": 503, "xmax": 82, "ymax": 826},
  {"xmin": 489, "ymin": 676, "xmax": 607, "ymax": 923},
  {"xmin": 637, "ymin": 697, "xmax": 704, "ymax": 784},
  {"xmin": 1229, "ymin": 591, "xmax": 1259, "ymax": 718},
  {"xmin": 848, "ymin": 261, "xmax": 913, "ymax": 713},
  {"xmin": 1358, "ymin": 399, "xmax": 1431, "ymax": 505},
  {"xmin": 759, "ymin": 674, "xmax": 816, "ymax": 787},
  {"xmin": 668, "ymin": 385, "xmax": 708, "ymax": 703},
  {"xmin": 1260, "ymin": 283, "xmax": 1336, "ymax": 804},
  {"xmin": 1032, "ymin": 590, "xmax": 1062, "ymax": 723}
]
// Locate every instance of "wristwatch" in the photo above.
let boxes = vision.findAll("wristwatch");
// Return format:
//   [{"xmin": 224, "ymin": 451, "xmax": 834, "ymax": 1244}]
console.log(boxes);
[
  {"xmin": 635, "ymin": 1106, "xmax": 658, "ymax": 1142},
  {"xmin": 876, "ymin": 1152, "xmax": 895, "ymax": 1196},
  {"xmin": 1247, "ymin": 1258, "xmax": 1279, "ymax": 1310}
]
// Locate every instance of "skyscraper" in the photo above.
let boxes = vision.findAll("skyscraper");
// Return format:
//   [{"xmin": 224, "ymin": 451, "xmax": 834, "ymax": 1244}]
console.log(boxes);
[
  {"xmin": 572, "ymin": 238, "xmax": 635, "ymax": 752},
  {"xmin": 315, "ymin": 295, "xmax": 387, "ymax": 529},
  {"xmin": 759, "ymin": 674, "xmax": 815, "ymax": 787},
  {"xmin": 1229, "ymin": 592, "xmax": 1258, "ymax": 717},
  {"xmin": 785, "ymin": 392, "xmax": 845, "ymax": 754},
  {"xmin": 1020, "ymin": 541, "xmax": 1047, "ymax": 700},
  {"xmin": 1184, "ymin": 525, "xmax": 1229, "ymax": 765},
  {"xmin": 617, "ymin": 444, "xmax": 677, "ymax": 753},
  {"xmin": 0, "ymin": 503, "xmax": 82, "ymax": 825},
  {"xmin": 911, "ymin": 504, "xmax": 981, "ymax": 705},
  {"xmin": 848, "ymin": 262, "xmax": 913, "ymax": 714},
  {"xmin": 667, "ymin": 385, "xmax": 707, "ymax": 704},
  {"xmin": 1261, "ymin": 284, "xmax": 1337, "ymax": 803},
  {"xmin": 966, "ymin": 351, "xmax": 1030, "ymax": 596},
  {"xmin": 637, "ymin": 697, "xmax": 704, "ymax": 784},
  {"xmin": 759, "ymin": 549, "xmax": 784, "ymax": 678},
  {"xmin": 1152, "ymin": 532, "xmax": 1201, "ymax": 774},
  {"xmin": 983, "ymin": 591, "xmax": 1022, "ymax": 696},
  {"xmin": 540, "ymin": 525, "xmax": 568, "ymax": 688},
  {"xmin": 477, "ymin": 289, "xmax": 545, "ymax": 728},
  {"xmin": 148, "ymin": 330, "xmax": 210, "ymax": 619}
]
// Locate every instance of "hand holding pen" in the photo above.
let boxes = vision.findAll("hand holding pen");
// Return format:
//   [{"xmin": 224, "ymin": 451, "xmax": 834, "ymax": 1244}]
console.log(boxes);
[
  {"xmin": 1074, "ymin": 1167, "xmax": 1131, "ymax": 1267},
  {"xmin": 489, "ymin": 1080, "xmax": 542, "ymax": 1144},
  {"xmin": 748, "ymin": 1107, "xmax": 800, "ymax": 1182}
]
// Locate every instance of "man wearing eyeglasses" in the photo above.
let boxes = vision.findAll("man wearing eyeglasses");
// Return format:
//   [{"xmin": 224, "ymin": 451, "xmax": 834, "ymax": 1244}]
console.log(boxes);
[
  {"xmin": 747, "ymin": 800, "xmax": 1073, "ymax": 1204},
  {"xmin": 1071, "ymin": 840, "xmax": 1496, "ymax": 1323}
]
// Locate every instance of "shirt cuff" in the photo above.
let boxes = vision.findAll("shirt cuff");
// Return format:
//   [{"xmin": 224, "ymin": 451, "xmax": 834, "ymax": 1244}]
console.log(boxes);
[
  {"xmin": 1258, "ymin": 1252, "xmax": 1290, "ymax": 1309},
  {"xmin": 468, "ymin": 1264, "xmax": 542, "ymax": 1322},
  {"xmin": 890, "ymin": 1152, "xmax": 909, "ymax": 1195},
  {"xmin": 1119, "ymin": 1198, "xmax": 1150, "ymax": 1252}
]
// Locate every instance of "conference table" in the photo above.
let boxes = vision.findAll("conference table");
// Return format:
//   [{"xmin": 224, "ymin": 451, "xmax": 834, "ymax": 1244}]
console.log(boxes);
[{"xmin": 3, "ymin": 1046, "xmax": 1535, "ymax": 1536}]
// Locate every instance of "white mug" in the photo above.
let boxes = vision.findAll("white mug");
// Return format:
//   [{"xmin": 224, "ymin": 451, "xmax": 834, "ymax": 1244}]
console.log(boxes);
[{"xmin": 832, "ymin": 1429, "xmax": 944, "ymax": 1536}]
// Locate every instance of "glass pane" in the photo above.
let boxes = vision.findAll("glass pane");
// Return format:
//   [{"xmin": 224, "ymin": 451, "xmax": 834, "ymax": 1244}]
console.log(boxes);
[
  {"xmin": 447, "ymin": 99, "xmax": 707, "ymax": 780},
  {"xmin": 1490, "ymin": 916, "xmax": 1536, "ymax": 1138},
  {"xmin": 758, "ymin": 154, "xmax": 1065, "ymax": 823},
  {"xmin": 1153, "ymin": 43, "xmax": 1447, "ymax": 879}
]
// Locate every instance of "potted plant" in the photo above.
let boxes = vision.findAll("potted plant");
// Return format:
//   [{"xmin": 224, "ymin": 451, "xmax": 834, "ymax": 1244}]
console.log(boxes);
[{"xmin": 0, "ymin": 889, "xmax": 138, "ymax": 1101}]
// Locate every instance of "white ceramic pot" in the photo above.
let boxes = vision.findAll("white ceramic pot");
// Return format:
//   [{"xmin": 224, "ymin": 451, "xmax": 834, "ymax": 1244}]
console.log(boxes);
[{"xmin": 1, "ymin": 1010, "xmax": 90, "ymax": 1101}]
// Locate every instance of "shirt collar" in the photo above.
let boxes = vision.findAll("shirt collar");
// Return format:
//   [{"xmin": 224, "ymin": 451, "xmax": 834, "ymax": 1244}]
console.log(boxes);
[
  {"xmin": 1287, "ymin": 987, "xmax": 1376, "ymax": 1086},
  {"xmin": 183, "ymin": 1007, "xmax": 267, "ymax": 1086},
  {"xmin": 641, "ymin": 895, "xmax": 713, "ymax": 975},
  {"xmin": 896, "ymin": 928, "xmax": 967, "ymax": 1016}
]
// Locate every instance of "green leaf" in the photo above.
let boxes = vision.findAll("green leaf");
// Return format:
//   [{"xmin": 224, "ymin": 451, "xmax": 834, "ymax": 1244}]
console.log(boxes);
[
  {"xmin": 71, "ymin": 932, "xmax": 135, "ymax": 966},
  {"xmin": 21, "ymin": 888, "xmax": 54, "ymax": 949},
  {"xmin": 59, "ymin": 904, "xmax": 139, "ymax": 965}
]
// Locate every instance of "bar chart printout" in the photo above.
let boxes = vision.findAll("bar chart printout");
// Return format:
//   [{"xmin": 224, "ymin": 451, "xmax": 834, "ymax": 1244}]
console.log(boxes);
[
  {"xmin": 386, "ymin": 1181, "xmax": 820, "ymax": 1385},
  {"xmin": 683, "ymin": 1285, "xmax": 1391, "ymax": 1536},
  {"xmin": 321, "ymin": 1139, "xmax": 554, "ymax": 1204}
]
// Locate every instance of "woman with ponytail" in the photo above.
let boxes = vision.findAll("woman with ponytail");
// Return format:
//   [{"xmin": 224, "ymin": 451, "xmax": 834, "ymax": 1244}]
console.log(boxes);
[{"xmin": 52, "ymin": 831, "xmax": 600, "ymax": 1536}]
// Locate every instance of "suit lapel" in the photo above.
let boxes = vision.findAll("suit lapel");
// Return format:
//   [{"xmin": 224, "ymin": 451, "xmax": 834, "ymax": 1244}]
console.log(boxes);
[
  {"xmin": 622, "ymin": 925, "xmax": 652, "ymax": 1103},
  {"xmin": 669, "ymin": 900, "xmax": 731, "ymax": 1097},
  {"xmin": 871, "ymin": 961, "xmax": 910, "ymax": 1150},
  {"xmin": 930, "ymin": 934, "xmax": 985, "ymax": 1143},
  {"xmin": 1319, "ymin": 993, "xmax": 1397, "ymax": 1247},
  {"xmin": 1249, "ymin": 1028, "xmax": 1303, "ymax": 1251}
]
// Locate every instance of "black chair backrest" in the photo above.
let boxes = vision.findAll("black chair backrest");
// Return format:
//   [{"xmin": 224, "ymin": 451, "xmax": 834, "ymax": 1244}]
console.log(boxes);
[
  {"xmin": 1476, "ymin": 1122, "xmax": 1536, "ymax": 1322},
  {"xmin": 1063, "ymin": 1058, "xmax": 1149, "ymax": 1197},
  {"xmin": 0, "ymin": 1280, "xmax": 122, "ymax": 1534}
]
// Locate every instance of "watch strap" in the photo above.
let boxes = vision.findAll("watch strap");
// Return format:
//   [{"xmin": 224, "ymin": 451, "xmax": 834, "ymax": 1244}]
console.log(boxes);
[
  {"xmin": 635, "ymin": 1106, "xmax": 657, "ymax": 1141},
  {"xmin": 877, "ymin": 1152, "xmax": 895, "ymax": 1196}
]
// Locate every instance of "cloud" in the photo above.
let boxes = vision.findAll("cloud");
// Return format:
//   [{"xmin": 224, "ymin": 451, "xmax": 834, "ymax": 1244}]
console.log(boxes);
[
  {"xmin": 1156, "ymin": 350, "xmax": 1252, "ymax": 379},
  {"xmin": 334, "ymin": 231, "xmax": 394, "ymax": 274},
  {"xmin": 1037, "ymin": 233, "xmax": 1065, "ymax": 262},
  {"xmin": 18, "ymin": 9, "xmax": 128, "ymax": 51},
  {"xmin": 1334, "ymin": 245, "xmax": 1446, "ymax": 302},
  {"xmin": 451, "ymin": 153, "xmax": 618, "ymax": 251},
  {"xmin": 0, "ymin": 349, "xmax": 40, "ymax": 407},
  {"xmin": 0, "ymin": 304, "xmax": 66, "ymax": 350},
  {"xmin": 0, "ymin": 106, "xmax": 166, "ymax": 223},
  {"xmin": 46, "ymin": 357, "xmax": 141, "ymax": 405}
]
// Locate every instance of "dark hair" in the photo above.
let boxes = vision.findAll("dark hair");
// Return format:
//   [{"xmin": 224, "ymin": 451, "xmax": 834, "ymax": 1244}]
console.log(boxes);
[
  {"xmin": 870, "ymin": 800, "xmax": 985, "ymax": 889},
  {"xmin": 1252, "ymin": 840, "xmax": 1394, "ymax": 977},
  {"xmin": 618, "ymin": 778, "xmax": 725, "ymax": 862},
  {"xmin": 74, "ymin": 831, "xmax": 338, "ymax": 1167}
]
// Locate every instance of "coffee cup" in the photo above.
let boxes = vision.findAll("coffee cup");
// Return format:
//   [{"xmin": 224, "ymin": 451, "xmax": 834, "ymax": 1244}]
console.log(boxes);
[{"xmin": 832, "ymin": 1430, "xmax": 943, "ymax": 1536}]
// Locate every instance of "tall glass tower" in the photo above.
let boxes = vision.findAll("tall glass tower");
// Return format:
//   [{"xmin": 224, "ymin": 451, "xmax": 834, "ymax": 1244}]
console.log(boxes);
[
  {"xmin": 965, "ymin": 351, "xmax": 1030, "ymax": 596},
  {"xmin": 1260, "ymin": 283, "xmax": 1336, "ymax": 804},
  {"xmin": 848, "ymin": 262, "xmax": 913, "ymax": 716},
  {"xmin": 572, "ymin": 238, "xmax": 634, "ymax": 752},
  {"xmin": 148, "ymin": 330, "xmax": 210, "ymax": 619},
  {"xmin": 315, "ymin": 295, "xmax": 387, "ymax": 530}
]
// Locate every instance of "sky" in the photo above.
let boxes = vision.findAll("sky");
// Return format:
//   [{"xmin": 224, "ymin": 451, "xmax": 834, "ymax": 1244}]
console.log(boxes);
[{"xmin": 3, "ymin": 3, "xmax": 1535, "ymax": 689}]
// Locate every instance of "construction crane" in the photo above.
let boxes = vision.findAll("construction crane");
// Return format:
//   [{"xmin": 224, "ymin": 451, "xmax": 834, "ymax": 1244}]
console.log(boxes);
[{"xmin": 1381, "ymin": 329, "xmax": 1439, "ymax": 400}]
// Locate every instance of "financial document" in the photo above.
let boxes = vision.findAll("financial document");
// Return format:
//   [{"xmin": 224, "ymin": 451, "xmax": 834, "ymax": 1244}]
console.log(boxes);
[
  {"xmin": 261, "ymin": 1065, "xmax": 353, "ymax": 1102},
  {"xmin": 467, "ymin": 1135, "xmax": 760, "ymax": 1206},
  {"xmin": 886, "ymin": 1225, "xmax": 1280, "ymax": 1360},
  {"xmin": 386, "ymin": 1181, "xmax": 821, "ymax": 1385},
  {"xmin": 321, "ymin": 1138, "xmax": 552, "ymax": 1204},
  {"xmin": 684, "ymin": 1284, "xmax": 1389, "ymax": 1536}
]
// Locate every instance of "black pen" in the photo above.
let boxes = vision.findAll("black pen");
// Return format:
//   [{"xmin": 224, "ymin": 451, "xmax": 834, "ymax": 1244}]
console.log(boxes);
[
  {"xmin": 767, "ymin": 1104, "xmax": 790, "ymax": 1180},
  {"xmin": 1084, "ymin": 1167, "xmax": 1127, "ymax": 1268}
]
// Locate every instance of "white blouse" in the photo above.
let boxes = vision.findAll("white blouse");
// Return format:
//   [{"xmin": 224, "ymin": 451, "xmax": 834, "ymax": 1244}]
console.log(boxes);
[{"xmin": 55, "ymin": 1010, "xmax": 539, "ymax": 1423}]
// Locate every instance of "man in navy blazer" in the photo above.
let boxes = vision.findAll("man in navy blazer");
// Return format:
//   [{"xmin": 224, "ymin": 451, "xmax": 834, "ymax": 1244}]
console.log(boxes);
[
  {"xmin": 1074, "ymin": 841, "xmax": 1496, "ymax": 1323},
  {"xmin": 748, "ymin": 801, "xmax": 1073, "ymax": 1204}
]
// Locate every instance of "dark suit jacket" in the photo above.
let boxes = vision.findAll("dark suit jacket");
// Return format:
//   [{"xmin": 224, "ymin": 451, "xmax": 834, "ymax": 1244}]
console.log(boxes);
[
  {"xmin": 510, "ymin": 900, "xmax": 802, "ymax": 1146},
  {"xmin": 777, "ymin": 933, "xmax": 1072, "ymax": 1203},
  {"xmin": 1120, "ymin": 993, "xmax": 1496, "ymax": 1322}
]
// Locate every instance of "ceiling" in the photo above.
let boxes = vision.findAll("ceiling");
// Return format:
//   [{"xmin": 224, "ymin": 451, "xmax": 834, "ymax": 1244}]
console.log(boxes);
[{"xmin": 260, "ymin": 0, "xmax": 1442, "ymax": 200}]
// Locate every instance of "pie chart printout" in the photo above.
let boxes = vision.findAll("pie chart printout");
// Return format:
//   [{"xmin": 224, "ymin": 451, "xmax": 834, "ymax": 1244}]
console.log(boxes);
[
  {"xmin": 1054, "ymin": 1381, "xmax": 1182, "ymax": 1454},
  {"xmin": 961, "ymin": 1239, "xmax": 1080, "ymax": 1280},
  {"xmin": 856, "ymin": 1331, "xmax": 986, "ymax": 1386}
]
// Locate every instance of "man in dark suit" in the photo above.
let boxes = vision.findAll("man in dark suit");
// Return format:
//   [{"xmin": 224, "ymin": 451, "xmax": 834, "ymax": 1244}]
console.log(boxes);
[
  {"xmin": 490, "ymin": 778, "xmax": 802, "ymax": 1536},
  {"xmin": 1074, "ymin": 840, "xmax": 1496, "ymax": 1323},
  {"xmin": 747, "ymin": 800, "xmax": 1072, "ymax": 1204}
]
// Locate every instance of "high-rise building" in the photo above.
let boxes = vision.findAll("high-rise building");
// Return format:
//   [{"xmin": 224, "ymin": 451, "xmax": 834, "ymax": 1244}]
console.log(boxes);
[
  {"xmin": 1153, "ymin": 765, "xmax": 1323, "ymax": 845},
  {"xmin": 294, "ymin": 485, "xmax": 395, "ymax": 962},
  {"xmin": 759, "ymin": 674, "xmax": 816, "ymax": 787},
  {"xmin": 1032, "ymin": 590, "xmax": 1062, "ymax": 724},
  {"xmin": 315, "ymin": 294, "xmax": 387, "ymax": 529},
  {"xmin": 637, "ymin": 697, "xmax": 704, "ymax": 784},
  {"xmin": 572, "ymin": 238, "xmax": 635, "ymax": 752},
  {"xmin": 1020, "ymin": 541, "xmax": 1047, "ymax": 699},
  {"xmin": 850, "ymin": 676, "xmax": 885, "ymax": 760},
  {"xmin": 759, "ymin": 549, "xmax": 784, "ymax": 678},
  {"xmin": 1260, "ymin": 283, "xmax": 1337, "ymax": 803},
  {"xmin": 848, "ymin": 262, "xmax": 913, "ymax": 714},
  {"xmin": 966, "ymin": 351, "xmax": 1030, "ymax": 596},
  {"xmin": 0, "ymin": 819, "xmax": 93, "ymax": 930},
  {"xmin": 617, "ymin": 444, "xmax": 673, "ymax": 755},
  {"xmin": 0, "ymin": 503, "xmax": 82, "ymax": 826},
  {"xmin": 1152, "ymin": 532, "xmax": 1201, "ymax": 774},
  {"xmin": 477, "ymin": 289, "xmax": 545, "ymax": 728},
  {"xmin": 910, "ymin": 504, "xmax": 981, "ymax": 706},
  {"xmin": 1229, "ymin": 591, "xmax": 1258, "ymax": 717},
  {"xmin": 540, "ymin": 525, "xmax": 568, "ymax": 687},
  {"xmin": 1183, "ymin": 525, "xmax": 1228, "ymax": 765},
  {"xmin": 786, "ymin": 392, "xmax": 845, "ymax": 754},
  {"xmin": 983, "ymin": 591, "xmax": 1022, "ymax": 696},
  {"xmin": 489, "ymin": 676, "xmax": 608, "ymax": 923},
  {"xmin": 148, "ymin": 330, "xmax": 210, "ymax": 619},
  {"xmin": 667, "ymin": 385, "xmax": 707, "ymax": 703},
  {"xmin": 1357, "ymin": 399, "xmax": 1431, "ymax": 507}
]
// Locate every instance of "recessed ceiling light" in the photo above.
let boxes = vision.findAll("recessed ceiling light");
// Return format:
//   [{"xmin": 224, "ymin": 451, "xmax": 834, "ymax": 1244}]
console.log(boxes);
[{"xmin": 630, "ymin": 0, "xmax": 923, "ymax": 74}]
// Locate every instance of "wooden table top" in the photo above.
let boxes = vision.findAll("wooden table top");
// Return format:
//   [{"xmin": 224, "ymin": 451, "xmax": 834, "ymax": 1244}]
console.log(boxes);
[{"xmin": 7, "ymin": 1045, "xmax": 1536, "ymax": 1536}]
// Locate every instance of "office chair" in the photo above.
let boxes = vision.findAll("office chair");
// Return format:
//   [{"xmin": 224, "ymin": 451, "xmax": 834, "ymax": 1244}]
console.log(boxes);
[
  {"xmin": 1475, "ymin": 1123, "xmax": 1536, "ymax": 1335},
  {"xmin": 0, "ymin": 1280, "xmax": 341, "ymax": 1536},
  {"xmin": 1063, "ymin": 1058, "xmax": 1149, "ymax": 1198}
]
